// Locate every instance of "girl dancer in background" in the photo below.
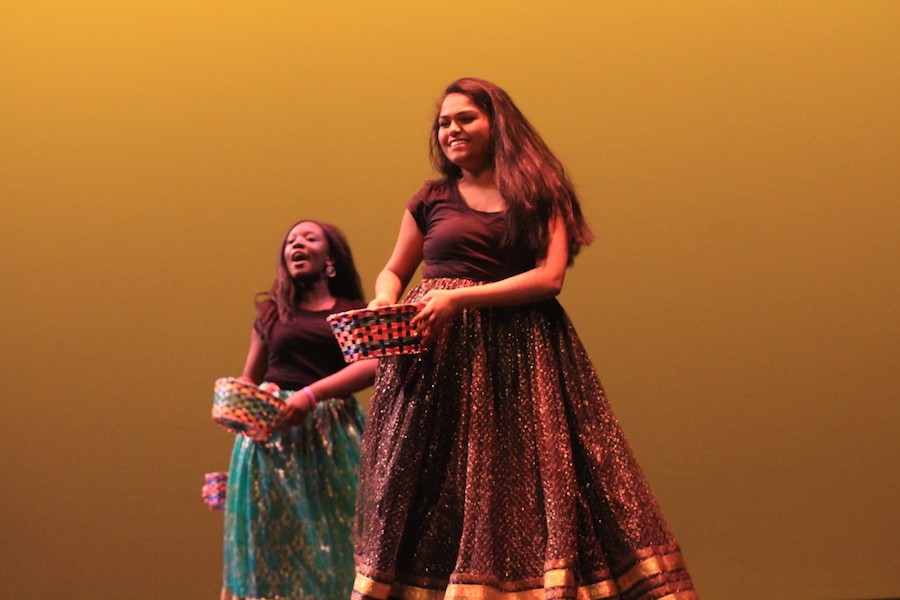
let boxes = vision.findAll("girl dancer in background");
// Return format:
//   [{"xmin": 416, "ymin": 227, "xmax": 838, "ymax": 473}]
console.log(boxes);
[
  {"xmin": 222, "ymin": 219, "xmax": 375, "ymax": 600},
  {"xmin": 353, "ymin": 78, "xmax": 698, "ymax": 599}
]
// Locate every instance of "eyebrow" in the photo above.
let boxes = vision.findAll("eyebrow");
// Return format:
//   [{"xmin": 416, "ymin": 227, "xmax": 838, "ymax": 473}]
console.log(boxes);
[
  {"xmin": 288, "ymin": 229, "xmax": 319, "ymax": 238},
  {"xmin": 438, "ymin": 109, "xmax": 481, "ymax": 121}
]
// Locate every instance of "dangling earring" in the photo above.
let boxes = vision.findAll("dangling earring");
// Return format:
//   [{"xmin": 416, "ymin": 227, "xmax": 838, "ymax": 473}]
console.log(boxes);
[{"xmin": 325, "ymin": 264, "xmax": 336, "ymax": 278}]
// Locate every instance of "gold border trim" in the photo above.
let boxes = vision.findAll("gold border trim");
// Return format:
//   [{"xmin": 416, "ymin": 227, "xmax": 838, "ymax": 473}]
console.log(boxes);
[
  {"xmin": 354, "ymin": 550, "xmax": 696, "ymax": 600},
  {"xmin": 616, "ymin": 551, "xmax": 687, "ymax": 592},
  {"xmin": 353, "ymin": 572, "xmax": 393, "ymax": 598}
]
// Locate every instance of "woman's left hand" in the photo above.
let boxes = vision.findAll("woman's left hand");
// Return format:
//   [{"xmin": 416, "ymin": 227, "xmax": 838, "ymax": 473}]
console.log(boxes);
[
  {"xmin": 278, "ymin": 389, "xmax": 315, "ymax": 429},
  {"xmin": 412, "ymin": 289, "xmax": 461, "ymax": 343}
]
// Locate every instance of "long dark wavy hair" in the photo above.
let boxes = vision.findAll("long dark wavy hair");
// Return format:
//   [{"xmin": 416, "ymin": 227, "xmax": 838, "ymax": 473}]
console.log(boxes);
[
  {"xmin": 262, "ymin": 219, "xmax": 364, "ymax": 323},
  {"xmin": 429, "ymin": 77, "xmax": 594, "ymax": 263}
]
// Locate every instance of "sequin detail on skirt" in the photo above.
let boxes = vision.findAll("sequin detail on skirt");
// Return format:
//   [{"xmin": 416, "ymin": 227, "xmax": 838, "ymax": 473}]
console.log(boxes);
[
  {"xmin": 223, "ymin": 394, "xmax": 365, "ymax": 600},
  {"xmin": 353, "ymin": 278, "xmax": 697, "ymax": 600}
]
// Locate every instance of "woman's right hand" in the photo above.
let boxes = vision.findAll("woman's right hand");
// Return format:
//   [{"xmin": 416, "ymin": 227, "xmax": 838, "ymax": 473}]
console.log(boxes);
[{"xmin": 367, "ymin": 295, "xmax": 394, "ymax": 310}]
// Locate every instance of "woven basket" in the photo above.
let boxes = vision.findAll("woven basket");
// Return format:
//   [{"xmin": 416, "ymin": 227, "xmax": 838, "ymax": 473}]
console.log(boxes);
[
  {"xmin": 327, "ymin": 303, "xmax": 423, "ymax": 363},
  {"xmin": 211, "ymin": 377, "xmax": 285, "ymax": 442},
  {"xmin": 202, "ymin": 471, "xmax": 228, "ymax": 511}
]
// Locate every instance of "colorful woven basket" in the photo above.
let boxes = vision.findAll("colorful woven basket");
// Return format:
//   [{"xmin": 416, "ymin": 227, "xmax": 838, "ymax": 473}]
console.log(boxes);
[
  {"xmin": 212, "ymin": 377, "xmax": 285, "ymax": 442},
  {"xmin": 202, "ymin": 471, "xmax": 228, "ymax": 511},
  {"xmin": 327, "ymin": 303, "xmax": 423, "ymax": 363}
]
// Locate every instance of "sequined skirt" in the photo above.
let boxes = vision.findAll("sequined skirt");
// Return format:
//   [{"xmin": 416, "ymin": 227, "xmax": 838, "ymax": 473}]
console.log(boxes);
[
  {"xmin": 353, "ymin": 278, "xmax": 697, "ymax": 600},
  {"xmin": 223, "ymin": 394, "xmax": 365, "ymax": 600}
]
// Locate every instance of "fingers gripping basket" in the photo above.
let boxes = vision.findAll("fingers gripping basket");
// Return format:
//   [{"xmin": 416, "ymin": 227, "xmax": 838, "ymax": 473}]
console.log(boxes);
[
  {"xmin": 201, "ymin": 471, "xmax": 228, "ymax": 511},
  {"xmin": 327, "ymin": 303, "xmax": 423, "ymax": 363},
  {"xmin": 211, "ymin": 377, "xmax": 285, "ymax": 442}
]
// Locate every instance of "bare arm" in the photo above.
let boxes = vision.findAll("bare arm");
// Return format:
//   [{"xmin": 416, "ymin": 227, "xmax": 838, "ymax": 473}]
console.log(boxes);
[
  {"xmin": 303, "ymin": 359, "xmax": 378, "ymax": 402},
  {"xmin": 240, "ymin": 328, "xmax": 268, "ymax": 384},
  {"xmin": 280, "ymin": 359, "xmax": 378, "ymax": 426},
  {"xmin": 240, "ymin": 305, "xmax": 378, "ymax": 428},
  {"xmin": 414, "ymin": 215, "xmax": 570, "ymax": 335},
  {"xmin": 369, "ymin": 210, "xmax": 424, "ymax": 308}
]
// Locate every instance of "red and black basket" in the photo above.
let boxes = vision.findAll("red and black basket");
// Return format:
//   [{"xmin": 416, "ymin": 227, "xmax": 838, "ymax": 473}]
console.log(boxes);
[{"xmin": 326, "ymin": 303, "xmax": 423, "ymax": 363}]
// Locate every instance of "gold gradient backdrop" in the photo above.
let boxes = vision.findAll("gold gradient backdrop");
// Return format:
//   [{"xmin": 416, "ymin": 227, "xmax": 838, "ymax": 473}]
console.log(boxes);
[{"xmin": 1, "ymin": 2, "xmax": 897, "ymax": 599}]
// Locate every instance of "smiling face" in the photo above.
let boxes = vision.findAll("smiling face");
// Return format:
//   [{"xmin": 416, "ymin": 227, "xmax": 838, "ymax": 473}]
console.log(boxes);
[
  {"xmin": 282, "ymin": 221, "xmax": 331, "ymax": 282},
  {"xmin": 436, "ymin": 93, "xmax": 493, "ymax": 174}
]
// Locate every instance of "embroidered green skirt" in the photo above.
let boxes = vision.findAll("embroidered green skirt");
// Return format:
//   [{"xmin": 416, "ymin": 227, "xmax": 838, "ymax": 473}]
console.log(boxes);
[{"xmin": 223, "ymin": 394, "xmax": 365, "ymax": 600}]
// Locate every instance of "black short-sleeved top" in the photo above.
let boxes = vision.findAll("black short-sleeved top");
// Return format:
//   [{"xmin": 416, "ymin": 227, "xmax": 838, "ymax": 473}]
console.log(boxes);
[
  {"xmin": 253, "ymin": 297, "xmax": 365, "ymax": 389},
  {"xmin": 407, "ymin": 178, "xmax": 536, "ymax": 281}
]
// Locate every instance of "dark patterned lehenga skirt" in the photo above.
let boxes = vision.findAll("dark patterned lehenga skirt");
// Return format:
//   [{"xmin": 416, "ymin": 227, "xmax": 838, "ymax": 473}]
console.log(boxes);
[{"xmin": 353, "ymin": 278, "xmax": 698, "ymax": 600}]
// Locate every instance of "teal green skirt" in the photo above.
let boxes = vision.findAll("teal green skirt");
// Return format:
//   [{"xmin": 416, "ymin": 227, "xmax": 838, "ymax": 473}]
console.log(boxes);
[{"xmin": 222, "ymin": 393, "xmax": 365, "ymax": 600}]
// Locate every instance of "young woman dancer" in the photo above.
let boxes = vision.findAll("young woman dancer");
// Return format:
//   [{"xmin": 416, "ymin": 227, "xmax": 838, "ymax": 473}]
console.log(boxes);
[
  {"xmin": 353, "ymin": 78, "xmax": 698, "ymax": 600},
  {"xmin": 221, "ymin": 219, "xmax": 376, "ymax": 600}
]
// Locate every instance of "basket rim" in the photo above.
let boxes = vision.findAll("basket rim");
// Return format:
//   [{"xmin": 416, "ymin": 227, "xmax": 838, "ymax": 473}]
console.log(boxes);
[
  {"xmin": 326, "ymin": 302, "xmax": 423, "ymax": 323},
  {"xmin": 214, "ymin": 377, "xmax": 283, "ymax": 403}
]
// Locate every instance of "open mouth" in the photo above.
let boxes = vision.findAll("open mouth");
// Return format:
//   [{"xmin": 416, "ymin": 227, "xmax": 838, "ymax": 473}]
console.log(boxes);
[{"xmin": 290, "ymin": 251, "xmax": 308, "ymax": 262}]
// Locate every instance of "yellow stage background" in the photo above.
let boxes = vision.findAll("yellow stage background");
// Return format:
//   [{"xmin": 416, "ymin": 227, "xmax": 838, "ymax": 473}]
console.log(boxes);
[{"xmin": 1, "ymin": 2, "xmax": 897, "ymax": 599}]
